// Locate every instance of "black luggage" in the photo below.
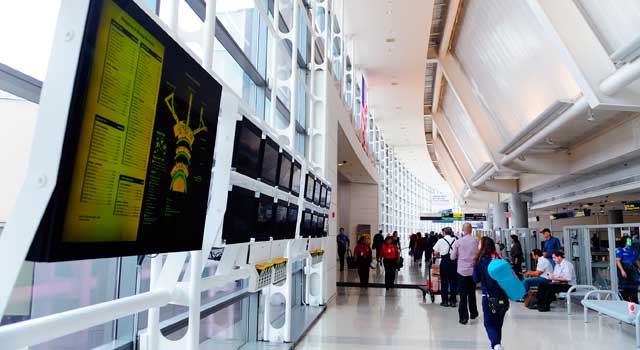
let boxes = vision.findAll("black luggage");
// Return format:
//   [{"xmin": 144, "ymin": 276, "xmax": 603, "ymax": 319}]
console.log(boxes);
[{"xmin": 347, "ymin": 250, "xmax": 357, "ymax": 269}]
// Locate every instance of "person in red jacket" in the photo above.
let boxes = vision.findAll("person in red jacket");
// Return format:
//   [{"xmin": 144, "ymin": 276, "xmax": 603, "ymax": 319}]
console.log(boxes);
[
  {"xmin": 381, "ymin": 236, "xmax": 401, "ymax": 290},
  {"xmin": 353, "ymin": 236, "xmax": 373, "ymax": 288}
]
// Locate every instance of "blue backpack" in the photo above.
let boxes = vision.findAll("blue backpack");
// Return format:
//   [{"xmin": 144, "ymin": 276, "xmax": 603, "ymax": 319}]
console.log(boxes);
[{"xmin": 488, "ymin": 258, "xmax": 526, "ymax": 301}]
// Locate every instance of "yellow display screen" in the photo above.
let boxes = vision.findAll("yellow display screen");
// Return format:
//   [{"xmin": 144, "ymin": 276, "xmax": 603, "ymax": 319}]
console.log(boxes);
[{"xmin": 29, "ymin": 0, "xmax": 222, "ymax": 261}]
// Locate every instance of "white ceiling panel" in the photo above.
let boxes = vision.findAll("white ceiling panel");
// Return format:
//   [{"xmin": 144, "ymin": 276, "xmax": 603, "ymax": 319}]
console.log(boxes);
[{"xmin": 453, "ymin": 0, "xmax": 581, "ymax": 142}]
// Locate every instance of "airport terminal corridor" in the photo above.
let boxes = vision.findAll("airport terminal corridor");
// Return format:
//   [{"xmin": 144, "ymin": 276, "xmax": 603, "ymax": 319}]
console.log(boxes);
[{"xmin": 3, "ymin": 0, "xmax": 640, "ymax": 349}]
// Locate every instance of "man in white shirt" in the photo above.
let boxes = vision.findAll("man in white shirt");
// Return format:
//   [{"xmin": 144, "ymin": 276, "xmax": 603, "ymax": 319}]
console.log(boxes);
[
  {"xmin": 433, "ymin": 227, "xmax": 458, "ymax": 307},
  {"xmin": 522, "ymin": 249, "xmax": 553, "ymax": 292},
  {"xmin": 537, "ymin": 250, "xmax": 576, "ymax": 312}
]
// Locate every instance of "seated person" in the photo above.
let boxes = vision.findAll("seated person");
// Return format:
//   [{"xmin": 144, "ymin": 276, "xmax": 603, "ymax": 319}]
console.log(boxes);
[
  {"xmin": 522, "ymin": 249, "xmax": 553, "ymax": 292},
  {"xmin": 537, "ymin": 250, "xmax": 576, "ymax": 312}
]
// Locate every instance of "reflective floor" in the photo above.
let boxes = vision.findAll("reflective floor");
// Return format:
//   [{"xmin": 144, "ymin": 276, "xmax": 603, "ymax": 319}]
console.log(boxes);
[
  {"xmin": 296, "ymin": 287, "xmax": 636, "ymax": 350},
  {"xmin": 337, "ymin": 251, "xmax": 432, "ymax": 286}
]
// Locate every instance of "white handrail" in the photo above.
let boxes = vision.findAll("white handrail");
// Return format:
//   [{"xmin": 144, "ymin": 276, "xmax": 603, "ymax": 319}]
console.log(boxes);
[{"xmin": 0, "ymin": 290, "xmax": 172, "ymax": 349}]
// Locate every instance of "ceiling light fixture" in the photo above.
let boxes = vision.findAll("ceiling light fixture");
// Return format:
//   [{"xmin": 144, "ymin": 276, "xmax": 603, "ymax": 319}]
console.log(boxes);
[
  {"xmin": 587, "ymin": 110, "xmax": 596, "ymax": 122},
  {"xmin": 385, "ymin": 38, "xmax": 396, "ymax": 43},
  {"xmin": 545, "ymin": 137, "xmax": 555, "ymax": 145},
  {"xmin": 391, "ymin": 82, "xmax": 399, "ymax": 86}
]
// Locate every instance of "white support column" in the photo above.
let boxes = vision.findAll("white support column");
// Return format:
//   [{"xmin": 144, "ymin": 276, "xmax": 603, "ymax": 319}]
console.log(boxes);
[
  {"xmin": 287, "ymin": 1, "xmax": 302, "ymax": 148},
  {"xmin": 268, "ymin": 0, "xmax": 282, "ymax": 128}
]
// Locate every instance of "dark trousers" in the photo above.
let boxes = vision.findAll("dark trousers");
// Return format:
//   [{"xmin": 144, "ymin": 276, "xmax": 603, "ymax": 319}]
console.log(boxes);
[
  {"xmin": 458, "ymin": 274, "xmax": 478, "ymax": 321},
  {"xmin": 384, "ymin": 259, "xmax": 396, "ymax": 289},
  {"xmin": 338, "ymin": 247, "xmax": 346, "ymax": 271},
  {"xmin": 376, "ymin": 248, "xmax": 382, "ymax": 263},
  {"xmin": 358, "ymin": 264, "xmax": 370, "ymax": 287},
  {"xmin": 482, "ymin": 296, "xmax": 508, "ymax": 348},
  {"xmin": 512, "ymin": 260, "xmax": 523, "ymax": 280},
  {"xmin": 440, "ymin": 259, "xmax": 457, "ymax": 304},
  {"xmin": 537, "ymin": 282, "xmax": 571, "ymax": 308}
]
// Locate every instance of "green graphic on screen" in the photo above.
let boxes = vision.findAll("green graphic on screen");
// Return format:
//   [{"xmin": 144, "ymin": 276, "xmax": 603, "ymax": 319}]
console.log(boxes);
[{"xmin": 166, "ymin": 92, "xmax": 208, "ymax": 193}]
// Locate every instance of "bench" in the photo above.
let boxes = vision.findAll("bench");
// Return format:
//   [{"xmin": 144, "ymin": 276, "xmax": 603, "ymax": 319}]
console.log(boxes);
[
  {"xmin": 581, "ymin": 290, "xmax": 640, "ymax": 349},
  {"xmin": 562, "ymin": 285, "xmax": 597, "ymax": 314}
]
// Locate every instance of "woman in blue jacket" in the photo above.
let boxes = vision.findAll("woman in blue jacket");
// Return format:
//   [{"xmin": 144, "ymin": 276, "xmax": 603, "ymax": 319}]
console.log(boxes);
[{"xmin": 473, "ymin": 237, "xmax": 509, "ymax": 350}]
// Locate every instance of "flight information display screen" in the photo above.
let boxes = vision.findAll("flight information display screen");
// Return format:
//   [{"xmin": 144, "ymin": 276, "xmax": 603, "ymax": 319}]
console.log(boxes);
[
  {"xmin": 305, "ymin": 174, "xmax": 315, "ymax": 202},
  {"xmin": 278, "ymin": 152, "xmax": 292, "ymax": 191},
  {"xmin": 29, "ymin": 0, "xmax": 222, "ymax": 261},
  {"xmin": 255, "ymin": 194, "xmax": 274, "ymax": 242},
  {"xmin": 287, "ymin": 204, "xmax": 298, "ymax": 239},
  {"xmin": 313, "ymin": 179, "xmax": 322, "ymax": 205},
  {"xmin": 291, "ymin": 161, "xmax": 302, "ymax": 196},
  {"xmin": 274, "ymin": 201, "xmax": 289, "ymax": 240},
  {"xmin": 260, "ymin": 137, "xmax": 279, "ymax": 185},
  {"xmin": 302, "ymin": 210, "xmax": 313, "ymax": 238},
  {"xmin": 232, "ymin": 117, "xmax": 262, "ymax": 179},
  {"xmin": 222, "ymin": 186, "xmax": 258, "ymax": 244}
]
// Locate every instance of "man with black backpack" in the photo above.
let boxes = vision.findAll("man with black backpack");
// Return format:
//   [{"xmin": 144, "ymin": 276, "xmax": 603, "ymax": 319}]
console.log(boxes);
[{"xmin": 433, "ymin": 227, "xmax": 458, "ymax": 307}]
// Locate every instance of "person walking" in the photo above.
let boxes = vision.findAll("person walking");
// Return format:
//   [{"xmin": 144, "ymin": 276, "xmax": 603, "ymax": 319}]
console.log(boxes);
[
  {"xmin": 451, "ymin": 223, "xmax": 479, "ymax": 324},
  {"xmin": 541, "ymin": 228, "xmax": 561, "ymax": 267},
  {"xmin": 424, "ymin": 231, "xmax": 436, "ymax": 264},
  {"xmin": 473, "ymin": 237, "xmax": 509, "ymax": 350},
  {"xmin": 433, "ymin": 227, "xmax": 458, "ymax": 307},
  {"xmin": 414, "ymin": 232, "xmax": 424, "ymax": 264},
  {"xmin": 353, "ymin": 236, "xmax": 373, "ymax": 288},
  {"xmin": 337, "ymin": 227, "xmax": 350, "ymax": 271},
  {"xmin": 372, "ymin": 230, "xmax": 385, "ymax": 266},
  {"xmin": 510, "ymin": 235, "xmax": 524, "ymax": 280},
  {"xmin": 392, "ymin": 231, "xmax": 401, "ymax": 250},
  {"xmin": 381, "ymin": 236, "xmax": 401, "ymax": 290}
]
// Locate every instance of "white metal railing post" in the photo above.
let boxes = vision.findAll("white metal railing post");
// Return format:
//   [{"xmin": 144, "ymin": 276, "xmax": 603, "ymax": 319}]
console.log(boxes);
[
  {"xmin": 146, "ymin": 256, "xmax": 163, "ymax": 350},
  {"xmin": 288, "ymin": 0, "xmax": 302, "ymax": 148},
  {"xmin": 202, "ymin": 0, "xmax": 217, "ymax": 72},
  {"xmin": 268, "ymin": 0, "xmax": 281, "ymax": 128}
]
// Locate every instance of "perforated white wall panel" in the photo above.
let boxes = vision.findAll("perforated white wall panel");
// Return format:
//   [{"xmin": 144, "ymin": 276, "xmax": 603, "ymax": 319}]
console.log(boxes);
[{"xmin": 453, "ymin": 0, "xmax": 580, "ymax": 141}]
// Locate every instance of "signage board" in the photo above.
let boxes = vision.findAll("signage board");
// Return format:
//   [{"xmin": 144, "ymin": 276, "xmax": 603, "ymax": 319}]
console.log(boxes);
[{"xmin": 28, "ymin": 0, "xmax": 222, "ymax": 261}]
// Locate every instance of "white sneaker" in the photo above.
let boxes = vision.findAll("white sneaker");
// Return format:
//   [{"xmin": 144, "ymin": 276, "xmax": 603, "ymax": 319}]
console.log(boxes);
[{"xmin": 493, "ymin": 345, "xmax": 504, "ymax": 350}]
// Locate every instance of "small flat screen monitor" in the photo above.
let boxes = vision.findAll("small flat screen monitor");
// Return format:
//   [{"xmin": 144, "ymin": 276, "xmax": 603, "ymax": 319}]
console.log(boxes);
[
  {"xmin": 222, "ymin": 186, "xmax": 258, "ymax": 244},
  {"xmin": 302, "ymin": 210, "xmax": 313, "ymax": 238},
  {"xmin": 305, "ymin": 174, "xmax": 315, "ymax": 202},
  {"xmin": 313, "ymin": 179, "xmax": 322, "ymax": 205},
  {"xmin": 312, "ymin": 212, "xmax": 321, "ymax": 237},
  {"xmin": 291, "ymin": 161, "xmax": 302, "ymax": 196},
  {"xmin": 278, "ymin": 152, "xmax": 292, "ymax": 192},
  {"xmin": 273, "ymin": 200, "xmax": 289, "ymax": 240},
  {"xmin": 326, "ymin": 187, "xmax": 332, "ymax": 208},
  {"xmin": 27, "ymin": 0, "xmax": 222, "ymax": 261},
  {"xmin": 255, "ymin": 194, "xmax": 274, "ymax": 242},
  {"xmin": 260, "ymin": 137, "xmax": 279, "ymax": 186},
  {"xmin": 322, "ymin": 214, "xmax": 328, "ymax": 236},
  {"xmin": 319, "ymin": 184, "xmax": 327, "ymax": 208},
  {"xmin": 286, "ymin": 204, "xmax": 298, "ymax": 239},
  {"xmin": 232, "ymin": 117, "xmax": 262, "ymax": 179}
]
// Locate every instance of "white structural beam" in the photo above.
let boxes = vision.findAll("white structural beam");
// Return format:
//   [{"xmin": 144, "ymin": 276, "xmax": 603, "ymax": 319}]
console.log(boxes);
[
  {"xmin": 432, "ymin": 111, "xmax": 475, "ymax": 183},
  {"xmin": 526, "ymin": 0, "xmax": 640, "ymax": 111}
]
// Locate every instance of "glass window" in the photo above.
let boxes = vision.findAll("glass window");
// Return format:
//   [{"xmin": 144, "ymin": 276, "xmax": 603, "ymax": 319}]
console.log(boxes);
[{"xmin": 217, "ymin": 0, "xmax": 268, "ymax": 78}]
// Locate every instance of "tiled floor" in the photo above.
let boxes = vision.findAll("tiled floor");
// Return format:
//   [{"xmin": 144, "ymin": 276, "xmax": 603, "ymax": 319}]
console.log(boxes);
[
  {"xmin": 305, "ymin": 254, "xmax": 636, "ymax": 349},
  {"xmin": 296, "ymin": 287, "xmax": 636, "ymax": 350}
]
